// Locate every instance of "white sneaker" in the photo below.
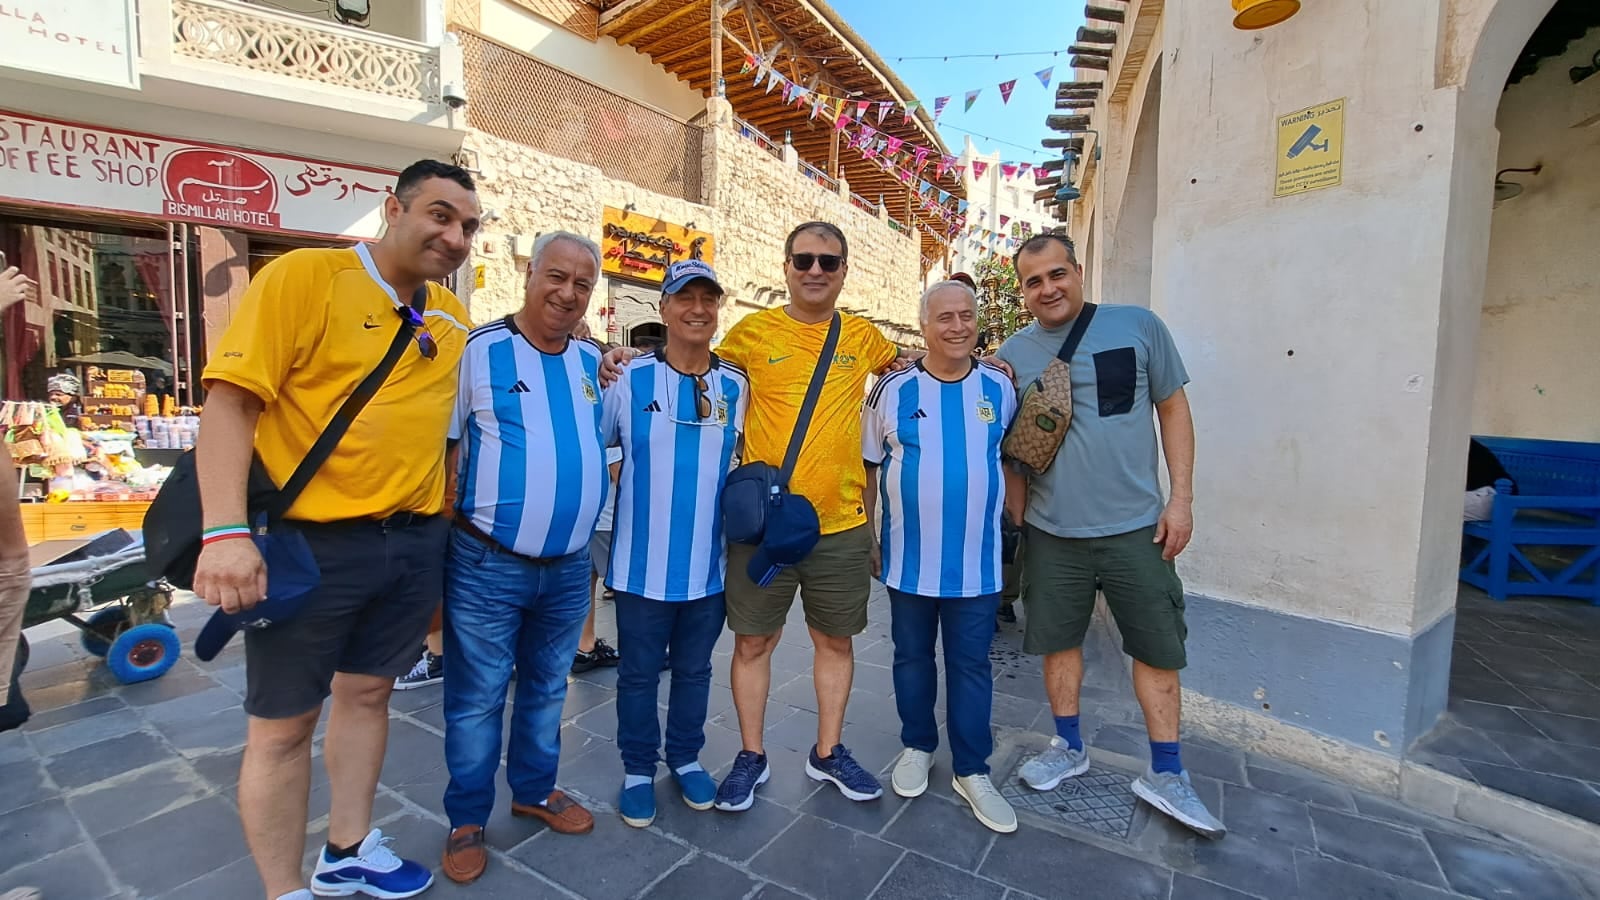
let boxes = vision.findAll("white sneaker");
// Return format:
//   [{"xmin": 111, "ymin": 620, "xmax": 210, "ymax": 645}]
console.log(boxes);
[
  {"xmin": 311, "ymin": 828, "xmax": 434, "ymax": 898},
  {"xmin": 1018, "ymin": 735, "xmax": 1090, "ymax": 791},
  {"xmin": 891, "ymin": 748, "xmax": 933, "ymax": 798},
  {"xmin": 0, "ymin": 889, "xmax": 44, "ymax": 900},
  {"xmin": 954, "ymin": 774, "xmax": 1018, "ymax": 834},
  {"xmin": 276, "ymin": 892, "xmax": 314, "ymax": 900}
]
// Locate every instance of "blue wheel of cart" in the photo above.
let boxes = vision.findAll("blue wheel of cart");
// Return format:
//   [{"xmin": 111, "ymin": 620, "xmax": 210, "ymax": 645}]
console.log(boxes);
[
  {"xmin": 80, "ymin": 606, "xmax": 132, "ymax": 658},
  {"xmin": 106, "ymin": 623, "xmax": 180, "ymax": 684}
]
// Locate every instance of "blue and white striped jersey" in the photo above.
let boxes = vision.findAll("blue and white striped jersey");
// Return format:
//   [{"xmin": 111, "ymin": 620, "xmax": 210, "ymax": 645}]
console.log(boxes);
[
  {"xmin": 451, "ymin": 320, "xmax": 609, "ymax": 558},
  {"xmin": 863, "ymin": 360, "xmax": 1018, "ymax": 598},
  {"xmin": 602, "ymin": 351, "xmax": 749, "ymax": 602}
]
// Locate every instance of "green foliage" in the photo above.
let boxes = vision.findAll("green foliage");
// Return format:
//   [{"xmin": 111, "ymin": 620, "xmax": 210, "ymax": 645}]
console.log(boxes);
[{"xmin": 974, "ymin": 254, "xmax": 1028, "ymax": 344}]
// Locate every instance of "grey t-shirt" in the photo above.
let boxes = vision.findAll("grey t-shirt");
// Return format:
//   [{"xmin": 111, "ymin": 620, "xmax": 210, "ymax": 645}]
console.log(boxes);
[{"xmin": 996, "ymin": 304, "xmax": 1189, "ymax": 538}]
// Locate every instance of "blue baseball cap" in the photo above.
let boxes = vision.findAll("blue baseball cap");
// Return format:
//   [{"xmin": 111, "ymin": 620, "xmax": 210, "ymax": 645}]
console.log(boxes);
[
  {"xmin": 747, "ymin": 494, "xmax": 822, "ymax": 587},
  {"xmin": 662, "ymin": 260, "xmax": 724, "ymax": 296},
  {"xmin": 194, "ymin": 531, "xmax": 321, "ymax": 661}
]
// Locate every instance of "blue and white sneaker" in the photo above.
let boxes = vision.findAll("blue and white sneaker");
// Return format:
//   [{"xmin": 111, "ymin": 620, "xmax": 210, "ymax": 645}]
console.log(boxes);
[
  {"xmin": 713, "ymin": 750, "xmax": 770, "ymax": 812},
  {"xmin": 311, "ymin": 829, "xmax": 434, "ymax": 898},
  {"xmin": 805, "ymin": 744, "xmax": 883, "ymax": 801}
]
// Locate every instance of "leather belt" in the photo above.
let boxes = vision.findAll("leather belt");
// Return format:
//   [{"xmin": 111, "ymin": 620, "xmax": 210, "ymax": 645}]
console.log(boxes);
[{"xmin": 452, "ymin": 514, "xmax": 559, "ymax": 564}]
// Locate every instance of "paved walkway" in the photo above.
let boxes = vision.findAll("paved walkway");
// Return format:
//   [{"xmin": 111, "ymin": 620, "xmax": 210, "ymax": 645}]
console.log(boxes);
[{"xmin": 3, "ymin": 585, "xmax": 1597, "ymax": 900}]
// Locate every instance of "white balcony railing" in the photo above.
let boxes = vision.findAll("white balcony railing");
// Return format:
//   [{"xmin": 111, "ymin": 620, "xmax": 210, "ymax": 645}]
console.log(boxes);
[{"xmin": 170, "ymin": 0, "xmax": 442, "ymax": 104}]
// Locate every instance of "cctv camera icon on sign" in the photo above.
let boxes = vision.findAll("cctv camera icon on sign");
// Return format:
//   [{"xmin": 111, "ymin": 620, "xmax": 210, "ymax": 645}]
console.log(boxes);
[{"xmin": 1287, "ymin": 125, "xmax": 1330, "ymax": 159}]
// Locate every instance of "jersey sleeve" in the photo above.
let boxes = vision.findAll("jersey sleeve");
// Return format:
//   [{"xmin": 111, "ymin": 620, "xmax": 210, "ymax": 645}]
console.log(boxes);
[
  {"xmin": 862, "ymin": 320, "xmax": 898, "ymax": 373},
  {"xmin": 448, "ymin": 343, "xmax": 475, "ymax": 442},
  {"xmin": 861, "ymin": 380, "xmax": 890, "ymax": 466},
  {"xmin": 601, "ymin": 367, "xmax": 627, "ymax": 447},
  {"xmin": 202, "ymin": 254, "xmax": 315, "ymax": 403},
  {"xmin": 990, "ymin": 365, "xmax": 1020, "ymax": 427},
  {"xmin": 732, "ymin": 373, "xmax": 751, "ymax": 436},
  {"xmin": 714, "ymin": 317, "xmax": 754, "ymax": 369},
  {"xmin": 1144, "ymin": 311, "xmax": 1191, "ymax": 403}
]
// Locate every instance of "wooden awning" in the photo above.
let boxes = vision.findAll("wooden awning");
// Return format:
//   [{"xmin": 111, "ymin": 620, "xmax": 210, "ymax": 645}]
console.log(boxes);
[{"xmin": 598, "ymin": 0, "xmax": 964, "ymax": 266}]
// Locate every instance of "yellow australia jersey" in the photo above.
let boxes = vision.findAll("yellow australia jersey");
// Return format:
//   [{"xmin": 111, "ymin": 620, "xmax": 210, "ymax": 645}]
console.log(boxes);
[
  {"xmin": 203, "ymin": 246, "xmax": 471, "ymax": 522},
  {"xmin": 718, "ymin": 306, "xmax": 898, "ymax": 534}
]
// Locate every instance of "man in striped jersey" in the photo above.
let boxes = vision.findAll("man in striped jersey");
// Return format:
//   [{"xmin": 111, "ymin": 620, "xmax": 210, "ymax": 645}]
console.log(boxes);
[
  {"xmin": 863, "ymin": 280, "xmax": 1020, "ymax": 834},
  {"xmin": 440, "ymin": 232, "xmax": 608, "ymax": 884},
  {"xmin": 601, "ymin": 260, "xmax": 750, "ymax": 828}
]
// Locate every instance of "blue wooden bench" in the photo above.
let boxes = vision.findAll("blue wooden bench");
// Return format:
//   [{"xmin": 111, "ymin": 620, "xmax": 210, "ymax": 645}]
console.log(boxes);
[{"xmin": 1458, "ymin": 436, "xmax": 1600, "ymax": 604}]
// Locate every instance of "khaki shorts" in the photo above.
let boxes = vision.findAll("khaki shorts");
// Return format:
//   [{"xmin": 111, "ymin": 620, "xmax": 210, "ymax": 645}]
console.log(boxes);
[
  {"xmin": 726, "ymin": 525, "xmax": 873, "ymax": 637},
  {"xmin": 1021, "ymin": 524, "xmax": 1188, "ymax": 670}
]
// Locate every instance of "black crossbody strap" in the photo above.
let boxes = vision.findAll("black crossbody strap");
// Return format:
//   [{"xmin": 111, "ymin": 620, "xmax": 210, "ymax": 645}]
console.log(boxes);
[
  {"xmin": 778, "ymin": 312, "xmax": 842, "ymax": 488},
  {"xmin": 266, "ymin": 287, "xmax": 424, "ymax": 520},
  {"xmin": 1055, "ymin": 302, "xmax": 1097, "ymax": 364}
]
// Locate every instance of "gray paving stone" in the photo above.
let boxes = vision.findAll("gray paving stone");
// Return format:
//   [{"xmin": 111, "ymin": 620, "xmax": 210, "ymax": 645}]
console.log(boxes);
[
  {"xmin": 388, "ymin": 684, "xmax": 445, "ymax": 713},
  {"xmin": 798, "ymin": 774, "xmax": 905, "ymax": 835},
  {"xmin": 510, "ymin": 813, "xmax": 688, "ymax": 899},
  {"xmin": 153, "ymin": 706, "xmax": 248, "ymax": 757},
  {"xmin": 764, "ymin": 707, "xmax": 822, "ymax": 754},
  {"xmin": 871, "ymin": 853, "xmax": 1005, "ymax": 900},
  {"xmin": 114, "ymin": 660, "xmax": 219, "ymax": 707},
  {"xmin": 378, "ymin": 718, "xmax": 449, "ymax": 788},
  {"xmin": 641, "ymin": 853, "xmax": 759, "ymax": 900},
  {"xmin": 1292, "ymin": 850, "xmax": 1458, "ymax": 900},
  {"xmin": 751, "ymin": 814, "xmax": 904, "ymax": 900},
  {"xmin": 0, "ymin": 844, "xmax": 115, "ymax": 899},
  {"xmin": 879, "ymin": 792, "xmax": 997, "ymax": 871},
  {"xmin": 1444, "ymin": 700, "xmax": 1548, "ymax": 739},
  {"xmin": 29, "ymin": 706, "xmax": 146, "ymax": 757},
  {"xmin": 572, "ymin": 697, "xmax": 619, "ymax": 741},
  {"xmin": 1424, "ymin": 829, "xmax": 1588, "ymax": 900},
  {"xmin": 1516, "ymin": 686, "xmax": 1596, "ymax": 718},
  {"xmin": 1415, "ymin": 722, "xmax": 1520, "ymax": 766},
  {"xmin": 562, "ymin": 678, "xmax": 616, "ymax": 720},
  {"xmin": 1487, "ymin": 658, "xmax": 1598, "ymax": 695},
  {"xmin": 190, "ymin": 746, "xmax": 245, "ymax": 791},
  {"xmin": 0, "ymin": 730, "xmax": 34, "ymax": 767},
  {"xmin": 161, "ymin": 854, "xmax": 260, "ymax": 900},
  {"xmin": 140, "ymin": 684, "xmax": 242, "ymax": 725},
  {"xmin": 0, "ymin": 799, "xmax": 85, "ymax": 873},
  {"xmin": 1449, "ymin": 676, "xmax": 1535, "ymax": 708},
  {"xmin": 0, "ymin": 757, "xmax": 56, "ymax": 815},
  {"xmin": 43, "ymin": 729, "xmax": 170, "ymax": 790},
  {"xmin": 649, "ymin": 793, "xmax": 798, "ymax": 863},
  {"xmin": 841, "ymin": 689, "xmax": 901, "ymax": 735},
  {"xmin": 67, "ymin": 758, "xmax": 214, "ymax": 837},
  {"xmin": 97, "ymin": 794, "xmax": 248, "ymax": 896},
  {"xmin": 1307, "ymin": 805, "xmax": 1447, "ymax": 887},
  {"xmin": 1169, "ymin": 873, "xmax": 1261, "ymax": 900},
  {"xmin": 1217, "ymin": 783, "xmax": 1314, "ymax": 847},
  {"xmin": 982, "ymin": 822, "xmax": 1170, "ymax": 899},
  {"xmin": 750, "ymin": 884, "xmax": 809, "ymax": 900},
  {"xmin": 1155, "ymin": 823, "xmax": 1300, "ymax": 899},
  {"xmin": 1459, "ymin": 759, "xmax": 1600, "ymax": 824},
  {"xmin": 211, "ymin": 663, "xmax": 249, "ymax": 696},
  {"xmin": 1517, "ymin": 709, "xmax": 1600, "ymax": 747},
  {"xmin": 1245, "ymin": 765, "xmax": 1356, "ymax": 811},
  {"xmin": 19, "ymin": 694, "xmax": 125, "ymax": 733}
]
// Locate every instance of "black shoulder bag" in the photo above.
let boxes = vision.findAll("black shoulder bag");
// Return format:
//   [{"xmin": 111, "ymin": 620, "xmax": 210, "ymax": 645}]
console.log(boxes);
[
  {"xmin": 144, "ymin": 292, "xmax": 423, "ymax": 587},
  {"xmin": 720, "ymin": 312, "xmax": 841, "ymax": 545}
]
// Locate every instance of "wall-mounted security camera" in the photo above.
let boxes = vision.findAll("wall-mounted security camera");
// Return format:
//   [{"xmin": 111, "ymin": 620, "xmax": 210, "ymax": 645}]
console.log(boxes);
[{"xmin": 443, "ymin": 82, "xmax": 467, "ymax": 110}]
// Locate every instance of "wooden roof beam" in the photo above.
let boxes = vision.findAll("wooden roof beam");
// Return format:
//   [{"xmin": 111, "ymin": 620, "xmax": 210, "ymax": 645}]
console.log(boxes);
[
  {"xmin": 1047, "ymin": 114, "xmax": 1092, "ymax": 131},
  {"xmin": 616, "ymin": 2, "xmax": 707, "ymax": 46},
  {"xmin": 1068, "ymin": 45, "xmax": 1113, "ymax": 57},
  {"xmin": 600, "ymin": 0, "xmax": 674, "ymax": 33},
  {"xmin": 1042, "ymin": 137, "xmax": 1085, "ymax": 151},
  {"xmin": 1055, "ymin": 99, "xmax": 1096, "ymax": 109},
  {"xmin": 1071, "ymin": 55, "xmax": 1111, "ymax": 70},
  {"xmin": 1077, "ymin": 26, "xmax": 1117, "ymax": 44},
  {"xmin": 1085, "ymin": 4, "xmax": 1125, "ymax": 24}
]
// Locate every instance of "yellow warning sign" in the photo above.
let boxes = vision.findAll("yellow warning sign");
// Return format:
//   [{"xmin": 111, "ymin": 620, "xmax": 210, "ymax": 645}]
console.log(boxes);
[
  {"xmin": 1275, "ymin": 99, "xmax": 1345, "ymax": 198},
  {"xmin": 473, "ymin": 264, "xmax": 486, "ymax": 289}
]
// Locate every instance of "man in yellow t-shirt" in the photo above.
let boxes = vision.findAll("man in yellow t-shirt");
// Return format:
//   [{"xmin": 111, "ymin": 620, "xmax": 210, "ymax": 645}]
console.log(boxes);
[
  {"xmin": 711, "ymin": 222, "xmax": 906, "ymax": 809},
  {"xmin": 192, "ymin": 160, "xmax": 480, "ymax": 900}
]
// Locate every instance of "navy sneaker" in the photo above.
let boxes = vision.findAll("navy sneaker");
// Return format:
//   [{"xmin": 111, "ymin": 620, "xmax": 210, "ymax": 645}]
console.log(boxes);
[
  {"xmin": 674, "ymin": 766, "xmax": 717, "ymax": 810},
  {"xmin": 805, "ymin": 744, "xmax": 883, "ymax": 801},
  {"xmin": 311, "ymin": 828, "xmax": 433, "ymax": 898},
  {"xmin": 620, "ymin": 781, "xmax": 656, "ymax": 828},
  {"xmin": 713, "ymin": 750, "xmax": 770, "ymax": 812}
]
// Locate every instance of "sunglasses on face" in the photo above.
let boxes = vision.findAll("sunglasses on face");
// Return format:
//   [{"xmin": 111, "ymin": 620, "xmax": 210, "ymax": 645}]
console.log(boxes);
[
  {"xmin": 398, "ymin": 306, "xmax": 438, "ymax": 360},
  {"xmin": 789, "ymin": 253, "xmax": 844, "ymax": 273}
]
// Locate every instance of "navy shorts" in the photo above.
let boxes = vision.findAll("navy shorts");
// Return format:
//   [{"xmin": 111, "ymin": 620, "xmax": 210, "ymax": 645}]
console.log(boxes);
[{"xmin": 243, "ymin": 515, "xmax": 449, "ymax": 719}]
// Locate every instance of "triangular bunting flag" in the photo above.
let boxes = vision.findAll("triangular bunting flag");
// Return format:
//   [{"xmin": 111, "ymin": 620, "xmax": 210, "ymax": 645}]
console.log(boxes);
[
  {"xmin": 1035, "ymin": 66, "xmax": 1054, "ymax": 88},
  {"xmin": 1001, "ymin": 215, "xmax": 1011, "ymax": 226},
  {"xmin": 971, "ymin": 160, "xmax": 989, "ymax": 179},
  {"xmin": 1019, "ymin": 162, "xmax": 1032, "ymax": 177},
  {"xmin": 936, "ymin": 155, "xmax": 953, "ymax": 178},
  {"xmin": 903, "ymin": 100, "xmax": 921, "ymax": 125},
  {"xmin": 964, "ymin": 89, "xmax": 981, "ymax": 113},
  {"xmin": 998, "ymin": 80, "xmax": 1017, "ymax": 105},
  {"xmin": 918, "ymin": 180, "xmax": 932, "ymax": 197},
  {"xmin": 764, "ymin": 70, "xmax": 780, "ymax": 95},
  {"xmin": 933, "ymin": 96, "xmax": 950, "ymax": 119},
  {"xmin": 860, "ymin": 124, "xmax": 877, "ymax": 144},
  {"xmin": 877, "ymin": 102, "xmax": 892, "ymax": 124},
  {"xmin": 835, "ymin": 113, "xmax": 852, "ymax": 132},
  {"xmin": 938, "ymin": 189, "xmax": 950, "ymax": 203},
  {"xmin": 856, "ymin": 100, "xmax": 869, "ymax": 118},
  {"xmin": 810, "ymin": 98, "xmax": 823, "ymax": 120},
  {"xmin": 1002, "ymin": 163, "xmax": 1018, "ymax": 179},
  {"xmin": 740, "ymin": 55, "xmax": 755, "ymax": 74},
  {"xmin": 913, "ymin": 146, "xmax": 932, "ymax": 171},
  {"xmin": 958, "ymin": 199, "xmax": 970, "ymax": 213},
  {"xmin": 884, "ymin": 136, "xmax": 904, "ymax": 156}
]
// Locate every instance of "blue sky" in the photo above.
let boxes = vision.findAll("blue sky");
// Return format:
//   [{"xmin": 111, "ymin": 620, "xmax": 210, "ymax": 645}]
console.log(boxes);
[{"xmin": 828, "ymin": 0, "xmax": 1086, "ymax": 164}]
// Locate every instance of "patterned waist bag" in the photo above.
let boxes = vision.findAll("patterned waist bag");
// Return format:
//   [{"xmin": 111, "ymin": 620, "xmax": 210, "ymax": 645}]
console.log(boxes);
[{"xmin": 1001, "ymin": 303, "xmax": 1097, "ymax": 477}]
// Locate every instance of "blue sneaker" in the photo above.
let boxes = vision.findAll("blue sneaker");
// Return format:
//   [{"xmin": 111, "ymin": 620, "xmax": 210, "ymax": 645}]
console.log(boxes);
[
  {"xmin": 620, "ymin": 781, "xmax": 656, "ymax": 828},
  {"xmin": 674, "ymin": 766, "xmax": 717, "ymax": 811},
  {"xmin": 713, "ymin": 750, "xmax": 770, "ymax": 812},
  {"xmin": 311, "ymin": 828, "xmax": 433, "ymax": 898},
  {"xmin": 805, "ymin": 744, "xmax": 883, "ymax": 801}
]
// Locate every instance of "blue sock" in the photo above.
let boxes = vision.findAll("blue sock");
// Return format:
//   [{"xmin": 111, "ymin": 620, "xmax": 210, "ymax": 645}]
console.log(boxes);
[
  {"xmin": 1150, "ymin": 741, "xmax": 1183, "ymax": 775},
  {"xmin": 624, "ymin": 774, "xmax": 652, "ymax": 790},
  {"xmin": 1053, "ymin": 715, "xmax": 1083, "ymax": 751}
]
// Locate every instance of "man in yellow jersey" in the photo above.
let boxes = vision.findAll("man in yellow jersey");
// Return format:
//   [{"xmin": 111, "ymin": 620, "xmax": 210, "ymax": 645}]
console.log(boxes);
[{"xmin": 192, "ymin": 160, "xmax": 479, "ymax": 900}]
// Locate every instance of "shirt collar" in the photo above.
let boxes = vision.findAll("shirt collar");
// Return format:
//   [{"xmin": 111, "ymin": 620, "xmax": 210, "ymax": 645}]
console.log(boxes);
[{"xmin": 354, "ymin": 242, "xmax": 426, "ymax": 311}]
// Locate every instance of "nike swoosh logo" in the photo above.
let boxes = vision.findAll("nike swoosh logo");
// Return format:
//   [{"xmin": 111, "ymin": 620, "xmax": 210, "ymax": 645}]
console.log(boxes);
[
  {"xmin": 768, "ymin": 355, "xmax": 792, "ymax": 364},
  {"xmin": 362, "ymin": 322, "xmax": 380, "ymax": 330}
]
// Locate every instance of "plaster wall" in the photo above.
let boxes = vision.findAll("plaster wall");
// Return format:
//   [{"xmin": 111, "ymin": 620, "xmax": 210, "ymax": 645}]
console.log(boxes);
[
  {"xmin": 461, "ymin": 107, "xmax": 922, "ymax": 341},
  {"xmin": 947, "ymin": 137, "xmax": 1053, "ymax": 278},
  {"xmin": 479, "ymin": 0, "xmax": 706, "ymax": 122},
  {"xmin": 1471, "ymin": 31, "xmax": 1600, "ymax": 443}
]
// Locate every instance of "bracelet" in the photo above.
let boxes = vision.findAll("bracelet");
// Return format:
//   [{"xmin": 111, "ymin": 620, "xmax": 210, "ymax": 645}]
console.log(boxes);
[
  {"xmin": 203, "ymin": 524, "xmax": 249, "ymax": 537},
  {"xmin": 201, "ymin": 526, "xmax": 252, "ymax": 546}
]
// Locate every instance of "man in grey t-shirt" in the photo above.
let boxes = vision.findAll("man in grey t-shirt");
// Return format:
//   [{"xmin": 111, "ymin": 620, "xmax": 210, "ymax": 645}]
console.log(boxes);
[{"xmin": 995, "ymin": 233, "xmax": 1223, "ymax": 838}]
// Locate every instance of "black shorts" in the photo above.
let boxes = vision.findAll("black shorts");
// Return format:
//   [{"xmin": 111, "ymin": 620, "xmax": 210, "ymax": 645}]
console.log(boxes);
[{"xmin": 244, "ymin": 515, "xmax": 449, "ymax": 719}]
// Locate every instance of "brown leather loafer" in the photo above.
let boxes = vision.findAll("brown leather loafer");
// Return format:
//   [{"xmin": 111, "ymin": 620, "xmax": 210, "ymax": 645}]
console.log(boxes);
[
  {"xmin": 512, "ymin": 790, "xmax": 595, "ymax": 834},
  {"xmin": 442, "ymin": 824, "xmax": 487, "ymax": 884}
]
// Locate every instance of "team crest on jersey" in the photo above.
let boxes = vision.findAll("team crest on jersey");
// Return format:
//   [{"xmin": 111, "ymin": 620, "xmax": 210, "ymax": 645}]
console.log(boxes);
[
  {"xmin": 716, "ymin": 397, "xmax": 729, "ymax": 425},
  {"xmin": 976, "ymin": 399, "xmax": 997, "ymax": 423},
  {"xmin": 581, "ymin": 376, "xmax": 598, "ymax": 404}
]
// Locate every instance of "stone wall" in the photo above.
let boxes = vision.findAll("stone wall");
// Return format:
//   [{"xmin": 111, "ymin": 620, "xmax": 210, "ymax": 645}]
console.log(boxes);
[{"xmin": 458, "ymin": 98, "xmax": 924, "ymax": 344}]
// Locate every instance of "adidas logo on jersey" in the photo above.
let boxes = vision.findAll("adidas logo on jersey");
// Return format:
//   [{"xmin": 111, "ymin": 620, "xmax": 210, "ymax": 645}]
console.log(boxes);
[
  {"xmin": 911, "ymin": 409, "xmax": 928, "ymax": 419},
  {"xmin": 643, "ymin": 401, "xmax": 663, "ymax": 413},
  {"xmin": 507, "ymin": 380, "xmax": 531, "ymax": 394}
]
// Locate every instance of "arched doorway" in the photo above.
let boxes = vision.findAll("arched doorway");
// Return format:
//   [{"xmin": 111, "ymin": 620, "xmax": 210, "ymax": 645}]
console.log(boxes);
[
  {"xmin": 1413, "ymin": 0, "xmax": 1600, "ymax": 826},
  {"xmin": 626, "ymin": 321, "xmax": 666, "ymax": 350},
  {"xmin": 1106, "ymin": 61, "xmax": 1162, "ymax": 311}
]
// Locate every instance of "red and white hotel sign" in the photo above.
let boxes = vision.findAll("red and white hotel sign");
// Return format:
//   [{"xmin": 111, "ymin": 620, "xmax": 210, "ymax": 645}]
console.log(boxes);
[{"xmin": 0, "ymin": 110, "xmax": 397, "ymax": 240}]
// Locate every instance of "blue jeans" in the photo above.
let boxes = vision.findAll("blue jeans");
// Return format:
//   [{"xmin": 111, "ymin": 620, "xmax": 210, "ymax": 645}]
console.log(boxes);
[
  {"xmin": 442, "ymin": 528, "xmax": 591, "ymax": 827},
  {"xmin": 614, "ymin": 591, "xmax": 726, "ymax": 776},
  {"xmin": 889, "ymin": 588, "xmax": 1001, "ymax": 777}
]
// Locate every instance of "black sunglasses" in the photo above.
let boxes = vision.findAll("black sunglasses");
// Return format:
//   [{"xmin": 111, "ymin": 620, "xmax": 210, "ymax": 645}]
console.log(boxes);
[
  {"xmin": 789, "ymin": 253, "xmax": 844, "ymax": 273},
  {"xmin": 397, "ymin": 306, "xmax": 438, "ymax": 360}
]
